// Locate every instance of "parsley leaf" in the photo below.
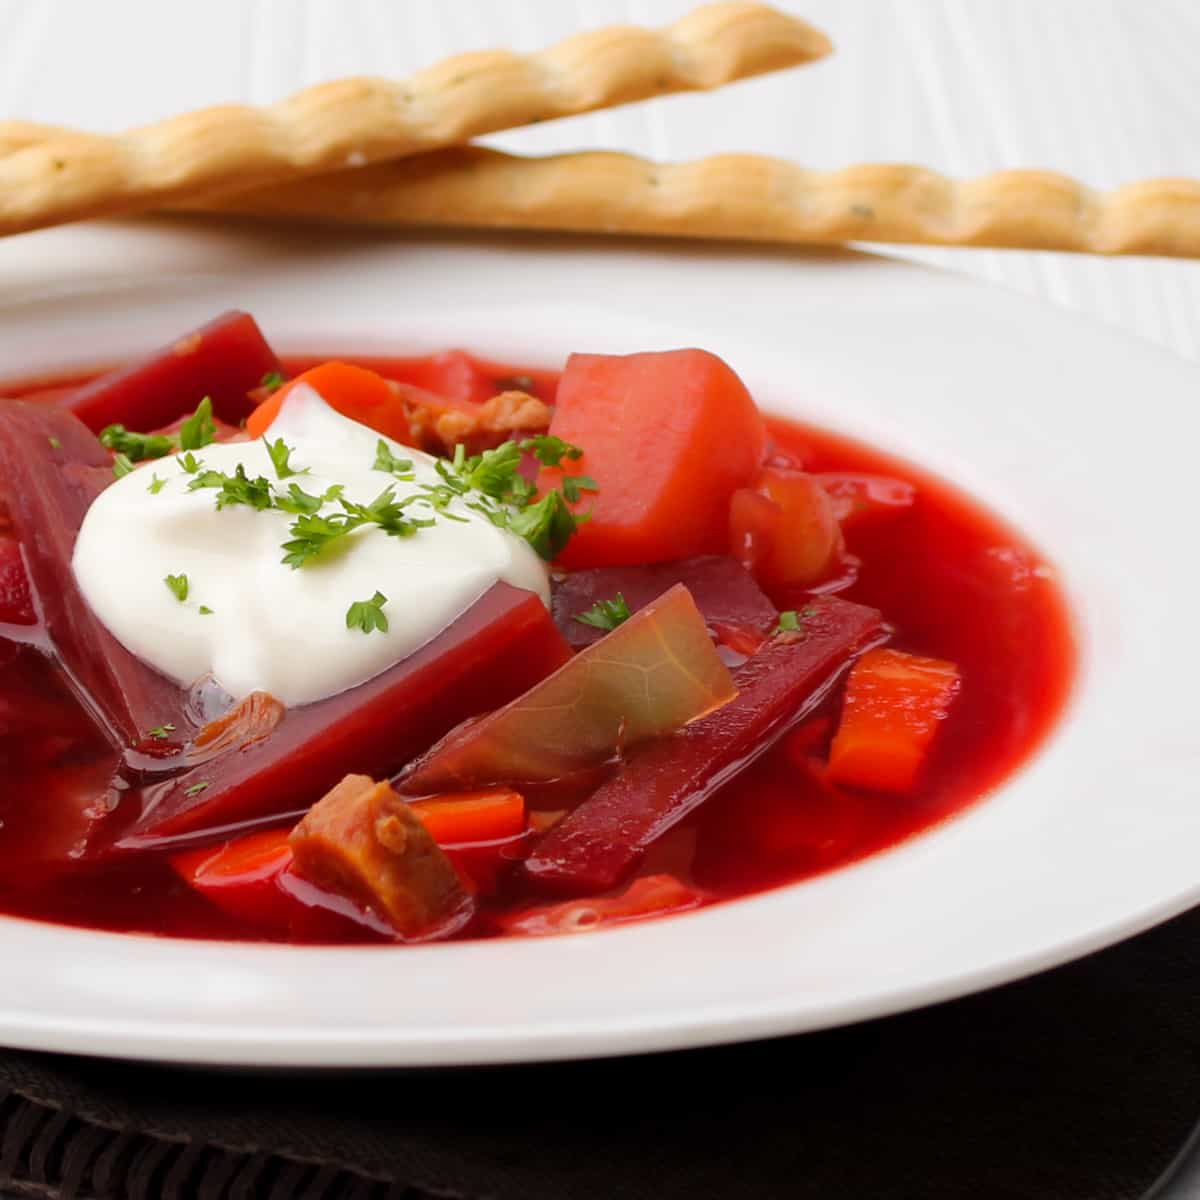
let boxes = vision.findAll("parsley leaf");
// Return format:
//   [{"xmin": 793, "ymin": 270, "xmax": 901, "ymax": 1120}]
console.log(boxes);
[
  {"xmin": 273, "ymin": 482, "xmax": 327, "ymax": 515},
  {"xmin": 164, "ymin": 573, "xmax": 189, "ymax": 602},
  {"xmin": 184, "ymin": 782, "xmax": 209, "ymax": 797},
  {"xmin": 188, "ymin": 463, "xmax": 274, "ymax": 511},
  {"xmin": 561, "ymin": 473, "xmax": 598, "ymax": 504},
  {"xmin": 177, "ymin": 451, "xmax": 204, "ymax": 474},
  {"xmin": 264, "ymin": 437, "xmax": 306, "ymax": 479},
  {"xmin": 373, "ymin": 439, "xmax": 415, "ymax": 480},
  {"xmin": 178, "ymin": 397, "xmax": 216, "ymax": 451},
  {"xmin": 99, "ymin": 424, "xmax": 175, "ymax": 462},
  {"xmin": 112, "ymin": 453, "xmax": 135, "ymax": 479},
  {"xmin": 508, "ymin": 490, "xmax": 582, "ymax": 560},
  {"xmin": 574, "ymin": 592, "xmax": 632, "ymax": 632},
  {"xmin": 146, "ymin": 723, "xmax": 176, "ymax": 741},
  {"xmin": 260, "ymin": 371, "xmax": 285, "ymax": 394},
  {"xmin": 47, "ymin": 435, "xmax": 62, "ymax": 450},
  {"xmin": 198, "ymin": 605, "xmax": 214, "ymax": 615},
  {"xmin": 346, "ymin": 591, "xmax": 389, "ymax": 635},
  {"xmin": 281, "ymin": 512, "xmax": 359, "ymax": 569},
  {"xmin": 147, "ymin": 474, "xmax": 167, "ymax": 495},
  {"xmin": 777, "ymin": 610, "xmax": 814, "ymax": 634},
  {"xmin": 520, "ymin": 435, "xmax": 584, "ymax": 468}
]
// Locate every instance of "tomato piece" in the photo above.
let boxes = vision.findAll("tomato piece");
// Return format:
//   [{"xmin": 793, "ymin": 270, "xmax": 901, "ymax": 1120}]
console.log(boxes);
[
  {"xmin": 816, "ymin": 472, "xmax": 916, "ymax": 530},
  {"xmin": 66, "ymin": 311, "xmax": 279, "ymax": 432},
  {"xmin": 408, "ymin": 790, "xmax": 526, "ymax": 844},
  {"xmin": 828, "ymin": 648, "xmax": 962, "ymax": 793},
  {"xmin": 494, "ymin": 874, "xmax": 703, "ymax": 936},
  {"xmin": 540, "ymin": 350, "xmax": 766, "ymax": 568},
  {"xmin": 730, "ymin": 468, "xmax": 845, "ymax": 591}
]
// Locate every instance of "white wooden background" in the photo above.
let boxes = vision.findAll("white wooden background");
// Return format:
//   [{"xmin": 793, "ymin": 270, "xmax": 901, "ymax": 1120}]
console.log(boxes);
[{"xmin": 0, "ymin": 0, "xmax": 1197, "ymax": 360}]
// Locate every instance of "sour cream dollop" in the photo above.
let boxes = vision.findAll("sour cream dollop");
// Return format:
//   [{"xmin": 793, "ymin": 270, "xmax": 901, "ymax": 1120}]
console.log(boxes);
[{"xmin": 72, "ymin": 385, "xmax": 550, "ymax": 707}]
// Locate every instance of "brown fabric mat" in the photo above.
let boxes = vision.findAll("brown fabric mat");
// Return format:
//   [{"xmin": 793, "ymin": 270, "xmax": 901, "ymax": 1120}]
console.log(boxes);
[{"xmin": 2, "ymin": 904, "xmax": 1199, "ymax": 1200}]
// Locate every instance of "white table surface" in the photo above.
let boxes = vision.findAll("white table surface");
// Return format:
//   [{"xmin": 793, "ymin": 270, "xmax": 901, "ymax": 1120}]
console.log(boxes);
[{"xmin": 0, "ymin": 0, "xmax": 1196, "ymax": 360}]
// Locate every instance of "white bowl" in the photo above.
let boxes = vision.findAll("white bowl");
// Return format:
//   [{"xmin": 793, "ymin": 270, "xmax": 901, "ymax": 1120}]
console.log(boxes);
[{"xmin": 1, "ymin": 231, "xmax": 1196, "ymax": 1067}]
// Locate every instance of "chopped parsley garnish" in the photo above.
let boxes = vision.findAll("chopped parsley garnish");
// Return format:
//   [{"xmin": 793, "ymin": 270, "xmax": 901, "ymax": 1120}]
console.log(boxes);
[
  {"xmin": 427, "ymin": 436, "xmax": 594, "ymax": 560},
  {"xmin": 521, "ymin": 434, "xmax": 584, "ymax": 468},
  {"xmin": 99, "ymin": 424, "xmax": 175, "ymax": 461},
  {"xmin": 574, "ymin": 592, "xmax": 631, "ymax": 632},
  {"xmin": 777, "ymin": 607, "xmax": 817, "ymax": 634},
  {"xmin": 561, "ymin": 473, "xmax": 599, "ymax": 504},
  {"xmin": 198, "ymin": 605, "xmax": 214, "ymax": 615},
  {"xmin": 280, "ymin": 511, "xmax": 360, "ymax": 568},
  {"xmin": 260, "ymin": 370, "xmax": 285, "ymax": 393},
  {"xmin": 508, "ymin": 490, "xmax": 585, "ymax": 560},
  {"xmin": 373, "ymin": 439, "xmax": 415, "ymax": 480},
  {"xmin": 346, "ymin": 590, "xmax": 389, "ymax": 635},
  {"xmin": 184, "ymin": 782, "xmax": 210, "ymax": 797},
  {"xmin": 188, "ymin": 463, "xmax": 274, "ymax": 511},
  {"xmin": 147, "ymin": 474, "xmax": 167, "ymax": 495},
  {"xmin": 112, "ymin": 453, "xmax": 135, "ymax": 479},
  {"xmin": 100, "ymin": 396, "xmax": 215, "ymax": 471},
  {"xmin": 178, "ymin": 397, "xmax": 216, "ymax": 451},
  {"xmin": 146, "ymin": 723, "xmax": 176, "ymax": 741},
  {"xmin": 47, "ymin": 435, "xmax": 61, "ymax": 450},
  {"xmin": 164, "ymin": 573, "xmax": 189, "ymax": 602},
  {"xmin": 177, "ymin": 451, "xmax": 204, "ymax": 474},
  {"xmin": 264, "ymin": 437, "xmax": 306, "ymax": 479}
]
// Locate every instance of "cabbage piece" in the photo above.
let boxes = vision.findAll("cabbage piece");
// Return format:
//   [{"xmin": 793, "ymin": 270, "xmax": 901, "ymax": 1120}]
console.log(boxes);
[{"xmin": 401, "ymin": 584, "xmax": 737, "ymax": 791}]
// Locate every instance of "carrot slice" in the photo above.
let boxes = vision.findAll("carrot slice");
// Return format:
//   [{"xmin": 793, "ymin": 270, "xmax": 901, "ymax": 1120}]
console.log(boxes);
[
  {"xmin": 170, "ymin": 828, "xmax": 295, "ymax": 932},
  {"xmin": 409, "ymin": 790, "xmax": 526, "ymax": 845},
  {"xmin": 827, "ymin": 648, "xmax": 961, "ymax": 793},
  {"xmin": 246, "ymin": 361, "xmax": 412, "ymax": 443},
  {"xmin": 540, "ymin": 350, "xmax": 766, "ymax": 568}
]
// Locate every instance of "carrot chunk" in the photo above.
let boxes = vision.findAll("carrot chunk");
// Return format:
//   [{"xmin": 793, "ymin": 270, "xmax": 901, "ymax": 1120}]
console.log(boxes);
[
  {"xmin": 246, "ymin": 361, "xmax": 412, "ymax": 443},
  {"xmin": 540, "ymin": 350, "xmax": 766, "ymax": 568},
  {"xmin": 827, "ymin": 648, "xmax": 961, "ymax": 793},
  {"xmin": 408, "ymin": 790, "xmax": 526, "ymax": 845}
]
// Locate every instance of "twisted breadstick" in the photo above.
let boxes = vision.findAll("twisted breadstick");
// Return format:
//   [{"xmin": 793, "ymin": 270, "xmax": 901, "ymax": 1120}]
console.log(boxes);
[
  {"xmin": 0, "ymin": 3, "xmax": 830, "ymax": 238},
  {"xmin": 179, "ymin": 147, "xmax": 1200, "ymax": 259}
]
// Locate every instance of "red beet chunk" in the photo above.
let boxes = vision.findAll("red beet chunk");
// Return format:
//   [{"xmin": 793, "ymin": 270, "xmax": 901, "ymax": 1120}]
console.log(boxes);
[
  {"xmin": 114, "ymin": 583, "xmax": 571, "ymax": 850},
  {"xmin": 524, "ymin": 595, "xmax": 886, "ymax": 893},
  {"xmin": 0, "ymin": 402, "xmax": 191, "ymax": 745},
  {"xmin": 66, "ymin": 311, "xmax": 280, "ymax": 432},
  {"xmin": 552, "ymin": 555, "xmax": 777, "ymax": 649},
  {"xmin": 0, "ymin": 537, "xmax": 34, "ymax": 625}
]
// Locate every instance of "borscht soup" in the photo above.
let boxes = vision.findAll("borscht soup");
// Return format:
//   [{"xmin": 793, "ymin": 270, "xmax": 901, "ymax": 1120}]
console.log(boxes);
[{"xmin": 0, "ymin": 312, "xmax": 1074, "ymax": 943}]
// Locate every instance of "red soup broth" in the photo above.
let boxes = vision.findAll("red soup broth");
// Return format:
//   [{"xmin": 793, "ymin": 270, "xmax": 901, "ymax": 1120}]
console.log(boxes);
[{"xmin": 0, "ymin": 355, "xmax": 1075, "ymax": 941}]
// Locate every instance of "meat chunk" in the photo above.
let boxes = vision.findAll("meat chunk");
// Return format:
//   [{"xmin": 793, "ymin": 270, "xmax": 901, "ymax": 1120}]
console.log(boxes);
[
  {"xmin": 398, "ymin": 385, "xmax": 552, "ymax": 457},
  {"xmin": 289, "ymin": 774, "xmax": 473, "ymax": 941}
]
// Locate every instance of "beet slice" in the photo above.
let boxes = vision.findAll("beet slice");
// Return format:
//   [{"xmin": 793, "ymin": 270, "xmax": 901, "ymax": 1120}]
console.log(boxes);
[
  {"xmin": 552, "ymin": 555, "xmax": 777, "ymax": 650},
  {"xmin": 523, "ymin": 595, "xmax": 886, "ymax": 893},
  {"xmin": 65, "ymin": 310, "xmax": 280, "ymax": 432},
  {"xmin": 113, "ymin": 583, "xmax": 571, "ymax": 850},
  {"xmin": 0, "ymin": 401, "xmax": 192, "ymax": 745}
]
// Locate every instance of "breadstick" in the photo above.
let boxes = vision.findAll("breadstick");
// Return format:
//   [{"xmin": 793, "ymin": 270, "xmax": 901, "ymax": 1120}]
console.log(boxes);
[
  {"xmin": 184, "ymin": 146, "xmax": 1200, "ymax": 259},
  {"xmin": 0, "ymin": 3, "xmax": 830, "ymax": 238}
]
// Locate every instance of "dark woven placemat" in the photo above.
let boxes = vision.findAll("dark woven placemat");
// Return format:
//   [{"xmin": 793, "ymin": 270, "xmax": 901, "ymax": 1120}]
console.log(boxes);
[{"xmin": 3, "ymin": 904, "xmax": 1199, "ymax": 1200}]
